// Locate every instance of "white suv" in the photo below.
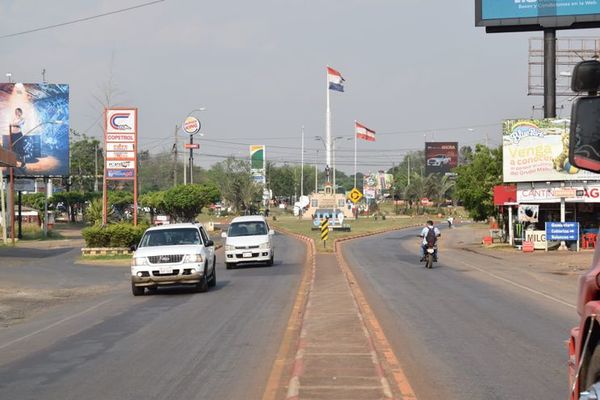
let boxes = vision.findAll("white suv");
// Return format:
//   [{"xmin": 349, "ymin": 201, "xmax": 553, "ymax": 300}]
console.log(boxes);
[
  {"xmin": 130, "ymin": 223, "xmax": 216, "ymax": 296},
  {"xmin": 222, "ymin": 216, "xmax": 274, "ymax": 269}
]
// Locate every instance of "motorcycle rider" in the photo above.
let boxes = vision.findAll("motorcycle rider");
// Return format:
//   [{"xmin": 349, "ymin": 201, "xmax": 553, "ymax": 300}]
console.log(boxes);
[{"xmin": 419, "ymin": 220, "xmax": 441, "ymax": 262}]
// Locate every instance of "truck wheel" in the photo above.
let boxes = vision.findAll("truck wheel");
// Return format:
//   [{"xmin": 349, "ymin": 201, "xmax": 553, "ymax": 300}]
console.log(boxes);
[
  {"xmin": 131, "ymin": 283, "xmax": 145, "ymax": 296},
  {"xmin": 582, "ymin": 343, "xmax": 600, "ymax": 396}
]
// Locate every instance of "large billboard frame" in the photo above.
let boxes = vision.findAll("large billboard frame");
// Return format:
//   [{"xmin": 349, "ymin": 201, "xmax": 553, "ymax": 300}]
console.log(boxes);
[
  {"xmin": 425, "ymin": 142, "xmax": 458, "ymax": 175},
  {"xmin": 475, "ymin": 0, "xmax": 600, "ymax": 32},
  {"xmin": 0, "ymin": 83, "xmax": 70, "ymax": 178}
]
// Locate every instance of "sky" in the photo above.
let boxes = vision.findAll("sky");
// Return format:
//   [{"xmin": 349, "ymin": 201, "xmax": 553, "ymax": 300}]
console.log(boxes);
[{"xmin": 1, "ymin": 0, "xmax": 599, "ymax": 174}]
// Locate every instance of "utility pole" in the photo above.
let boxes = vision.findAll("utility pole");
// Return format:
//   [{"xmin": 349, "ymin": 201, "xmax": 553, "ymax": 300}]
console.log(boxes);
[
  {"xmin": 173, "ymin": 125, "xmax": 179, "ymax": 187},
  {"xmin": 315, "ymin": 149, "xmax": 319, "ymax": 193},
  {"xmin": 94, "ymin": 142, "xmax": 99, "ymax": 192}
]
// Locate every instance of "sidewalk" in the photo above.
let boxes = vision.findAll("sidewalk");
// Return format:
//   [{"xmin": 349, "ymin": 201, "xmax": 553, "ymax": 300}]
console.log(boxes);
[{"xmin": 285, "ymin": 253, "xmax": 404, "ymax": 400}]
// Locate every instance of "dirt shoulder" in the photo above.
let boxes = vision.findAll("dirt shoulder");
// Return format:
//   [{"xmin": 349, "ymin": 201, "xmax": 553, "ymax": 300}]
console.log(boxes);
[{"xmin": 446, "ymin": 223, "xmax": 593, "ymax": 275}]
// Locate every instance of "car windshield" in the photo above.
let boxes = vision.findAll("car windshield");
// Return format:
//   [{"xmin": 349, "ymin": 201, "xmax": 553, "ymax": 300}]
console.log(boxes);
[
  {"xmin": 139, "ymin": 228, "xmax": 201, "ymax": 247},
  {"xmin": 228, "ymin": 221, "xmax": 268, "ymax": 237}
]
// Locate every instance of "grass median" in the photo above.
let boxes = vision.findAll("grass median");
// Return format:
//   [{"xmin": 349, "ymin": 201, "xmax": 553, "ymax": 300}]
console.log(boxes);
[{"xmin": 271, "ymin": 215, "xmax": 430, "ymax": 252}]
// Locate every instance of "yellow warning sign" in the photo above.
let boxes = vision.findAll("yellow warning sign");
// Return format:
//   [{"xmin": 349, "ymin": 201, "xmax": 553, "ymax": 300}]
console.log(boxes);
[{"xmin": 347, "ymin": 188, "xmax": 363, "ymax": 204}]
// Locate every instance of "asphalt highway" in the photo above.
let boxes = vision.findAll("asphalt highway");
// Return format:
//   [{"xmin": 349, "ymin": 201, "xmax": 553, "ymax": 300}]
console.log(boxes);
[
  {"xmin": 342, "ymin": 225, "xmax": 580, "ymax": 400},
  {"xmin": 0, "ymin": 233, "xmax": 305, "ymax": 400}
]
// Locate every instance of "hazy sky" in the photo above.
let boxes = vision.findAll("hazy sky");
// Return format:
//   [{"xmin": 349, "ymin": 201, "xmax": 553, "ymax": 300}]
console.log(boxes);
[{"xmin": 1, "ymin": 0, "xmax": 598, "ymax": 174}]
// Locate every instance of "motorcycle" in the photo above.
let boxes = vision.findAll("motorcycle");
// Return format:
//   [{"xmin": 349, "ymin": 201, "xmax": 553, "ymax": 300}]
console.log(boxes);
[{"xmin": 422, "ymin": 244, "xmax": 437, "ymax": 269}]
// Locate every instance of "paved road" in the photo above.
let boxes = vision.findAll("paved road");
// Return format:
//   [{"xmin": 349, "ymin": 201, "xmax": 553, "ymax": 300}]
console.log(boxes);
[
  {"xmin": 342, "ymin": 226, "xmax": 580, "ymax": 400},
  {"xmin": 0, "ymin": 233, "xmax": 305, "ymax": 400}
]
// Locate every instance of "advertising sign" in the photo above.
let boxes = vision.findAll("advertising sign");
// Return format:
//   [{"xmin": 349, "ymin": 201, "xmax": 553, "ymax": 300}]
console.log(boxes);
[
  {"xmin": 425, "ymin": 142, "xmax": 458, "ymax": 175},
  {"xmin": 250, "ymin": 145, "xmax": 265, "ymax": 185},
  {"xmin": 13, "ymin": 179, "xmax": 35, "ymax": 192},
  {"xmin": 475, "ymin": 0, "xmax": 600, "ymax": 31},
  {"xmin": 524, "ymin": 229, "xmax": 547, "ymax": 250},
  {"xmin": 106, "ymin": 109, "xmax": 137, "ymax": 134},
  {"xmin": 105, "ymin": 108, "xmax": 137, "ymax": 181},
  {"xmin": 516, "ymin": 182, "xmax": 600, "ymax": 203},
  {"xmin": 518, "ymin": 204, "xmax": 539, "ymax": 222},
  {"xmin": 502, "ymin": 119, "xmax": 600, "ymax": 182},
  {"xmin": 107, "ymin": 143, "xmax": 134, "ymax": 151},
  {"xmin": 183, "ymin": 116, "xmax": 201, "ymax": 135},
  {"xmin": 0, "ymin": 83, "xmax": 69, "ymax": 177},
  {"xmin": 546, "ymin": 222, "xmax": 579, "ymax": 241}
]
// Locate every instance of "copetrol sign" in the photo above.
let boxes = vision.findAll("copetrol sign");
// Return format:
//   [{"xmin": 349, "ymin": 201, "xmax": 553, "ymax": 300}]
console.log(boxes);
[
  {"xmin": 546, "ymin": 222, "xmax": 579, "ymax": 241},
  {"xmin": 517, "ymin": 182, "xmax": 600, "ymax": 203},
  {"xmin": 106, "ymin": 109, "xmax": 137, "ymax": 134},
  {"xmin": 475, "ymin": 0, "xmax": 600, "ymax": 31},
  {"xmin": 502, "ymin": 119, "xmax": 600, "ymax": 182}
]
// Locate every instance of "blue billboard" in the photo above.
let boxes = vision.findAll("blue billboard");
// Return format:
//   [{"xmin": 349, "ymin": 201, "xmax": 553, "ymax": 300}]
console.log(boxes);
[
  {"xmin": 546, "ymin": 222, "xmax": 579, "ymax": 241},
  {"xmin": 482, "ymin": 1, "xmax": 600, "ymax": 20},
  {"xmin": 0, "ymin": 83, "xmax": 69, "ymax": 177}
]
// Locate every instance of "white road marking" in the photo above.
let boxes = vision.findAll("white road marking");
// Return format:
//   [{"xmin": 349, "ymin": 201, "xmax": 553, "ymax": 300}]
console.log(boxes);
[{"xmin": 0, "ymin": 298, "xmax": 114, "ymax": 350}]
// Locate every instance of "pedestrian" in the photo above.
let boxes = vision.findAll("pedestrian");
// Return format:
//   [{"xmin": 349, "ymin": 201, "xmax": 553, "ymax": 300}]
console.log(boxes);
[{"xmin": 447, "ymin": 215, "xmax": 454, "ymax": 229}]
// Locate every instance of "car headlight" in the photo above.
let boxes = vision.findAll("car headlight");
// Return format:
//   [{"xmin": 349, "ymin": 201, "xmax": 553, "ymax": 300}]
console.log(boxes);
[
  {"xmin": 259, "ymin": 242, "xmax": 270, "ymax": 249},
  {"xmin": 132, "ymin": 257, "xmax": 147, "ymax": 266},
  {"xmin": 225, "ymin": 244, "xmax": 236, "ymax": 251},
  {"xmin": 183, "ymin": 253, "xmax": 203, "ymax": 263}
]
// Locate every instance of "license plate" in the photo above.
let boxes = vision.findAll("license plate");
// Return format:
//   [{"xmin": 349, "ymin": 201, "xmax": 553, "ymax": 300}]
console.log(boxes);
[
  {"xmin": 427, "ymin": 248, "xmax": 435, "ymax": 254},
  {"xmin": 243, "ymin": 252, "xmax": 252, "ymax": 258},
  {"xmin": 159, "ymin": 267, "xmax": 173, "ymax": 274}
]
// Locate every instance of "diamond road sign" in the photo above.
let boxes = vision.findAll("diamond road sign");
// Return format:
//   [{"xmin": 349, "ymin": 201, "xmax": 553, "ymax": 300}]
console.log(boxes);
[{"xmin": 348, "ymin": 188, "xmax": 363, "ymax": 204}]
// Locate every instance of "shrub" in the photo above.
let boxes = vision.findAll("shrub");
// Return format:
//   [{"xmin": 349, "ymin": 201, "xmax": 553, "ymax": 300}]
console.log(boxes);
[{"xmin": 82, "ymin": 223, "xmax": 148, "ymax": 248}]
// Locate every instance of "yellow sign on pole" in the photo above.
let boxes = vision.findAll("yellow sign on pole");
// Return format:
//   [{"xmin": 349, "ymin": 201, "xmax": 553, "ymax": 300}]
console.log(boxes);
[
  {"xmin": 320, "ymin": 218, "xmax": 329, "ymax": 245},
  {"xmin": 348, "ymin": 188, "xmax": 363, "ymax": 204}
]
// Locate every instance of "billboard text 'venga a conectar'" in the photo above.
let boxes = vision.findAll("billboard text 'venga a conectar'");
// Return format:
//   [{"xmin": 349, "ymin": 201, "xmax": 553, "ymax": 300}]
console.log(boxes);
[
  {"xmin": 0, "ymin": 83, "xmax": 69, "ymax": 177},
  {"xmin": 502, "ymin": 119, "xmax": 600, "ymax": 182}
]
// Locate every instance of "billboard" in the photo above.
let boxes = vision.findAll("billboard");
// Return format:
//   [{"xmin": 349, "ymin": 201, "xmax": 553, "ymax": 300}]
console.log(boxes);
[
  {"xmin": 475, "ymin": 0, "xmax": 600, "ymax": 31},
  {"xmin": 502, "ymin": 119, "xmax": 600, "ymax": 182},
  {"xmin": 425, "ymin": 142, "xmax": 458, "ymax": 175},
  {"xmin": 0, "ymin": 83, "xmax": 69, "ymax": 177},
  {"xmin": 250, "ymin": 145, "xmax": 265, "ymax": 185}
]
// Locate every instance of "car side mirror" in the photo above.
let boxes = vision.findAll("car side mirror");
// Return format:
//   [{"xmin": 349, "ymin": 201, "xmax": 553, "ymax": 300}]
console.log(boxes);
[
  {"xmin": 129, "ymin": 244, "xmax": 137, "ymax": 252},
  {"xmin": 205, "ymin": 239, "xmax": 214, "ymax": 247},
  {"xmin": 268, "ymin": 229, "xmax": 275, "ymax": 236},
  {"xmin": 221, "ymin": 232, "xmax": 227, "ymax": 238},
  {"xmin": 569, "ymin": 96, "xmax": 600, "ymax": 172}
]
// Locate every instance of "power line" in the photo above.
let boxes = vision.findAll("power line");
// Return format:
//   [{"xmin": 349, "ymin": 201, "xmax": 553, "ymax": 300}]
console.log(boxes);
[{"xmin": 0, "ymin": 0, "xmax": 165, "ymax": 39}]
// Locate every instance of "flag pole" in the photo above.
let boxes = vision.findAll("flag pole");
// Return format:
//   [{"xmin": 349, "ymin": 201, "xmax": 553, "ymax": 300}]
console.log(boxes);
[
  {"xmin": 354, "ymin": 121, "xmax": 357, "ymax": 188},
  {"xmin": 301, "ymin": 125, "xmax": 304, "ymax": 197},
  {"xmin": 326, "ymin": 66, "xmax": 331, "ymax": 180}
]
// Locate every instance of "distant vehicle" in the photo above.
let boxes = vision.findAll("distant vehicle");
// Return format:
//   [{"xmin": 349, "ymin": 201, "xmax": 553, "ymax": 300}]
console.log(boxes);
[
  {"xmin": 426, "ymin": 154, "xmax": 451, "ymax": 166},
  {"xmin": 130, "ymin": 223, "xmax": 216, "ymax": 296},
  {"xmin": 222, "ymin": 215, "xmax": 274, "ymax": 269}
]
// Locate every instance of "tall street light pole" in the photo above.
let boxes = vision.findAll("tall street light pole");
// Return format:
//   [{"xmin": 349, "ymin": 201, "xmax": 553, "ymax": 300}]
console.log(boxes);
[{"xmin": 300, "ymin": 126, "xmax": 305, "ymax": 198}]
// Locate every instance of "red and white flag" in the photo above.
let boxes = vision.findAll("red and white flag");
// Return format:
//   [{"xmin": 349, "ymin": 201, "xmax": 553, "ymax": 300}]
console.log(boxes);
[{"xmin": 355, "ymin": 121, "xmax": 375, "ymax": 142}]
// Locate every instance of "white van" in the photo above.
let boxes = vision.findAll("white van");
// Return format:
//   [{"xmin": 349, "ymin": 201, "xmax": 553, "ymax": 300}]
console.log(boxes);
[{"xmin": 222, "ymin": 216, "xmax": 274, "ymax": 269}]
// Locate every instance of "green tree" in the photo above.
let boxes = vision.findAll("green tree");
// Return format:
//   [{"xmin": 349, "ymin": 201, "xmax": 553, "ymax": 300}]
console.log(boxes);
[
  {"xmin": 51, "ymin": 191, "xmax": 88, "ymax": 222},
  {"xmin": 107, "ymin": 191, "xmax": 134, "ymax": 221},
  {"xmin": 207, "ymin": 158, "xmax": 261, "ymax": 213},
  {"xmin": 139, "ymin": 191, "xmax": 167, "ymax": 223},
  {"xmin": 70, "ymin": 131, "xmax": 102, "ymax": 193},
  {"xmin": 163, "ymin": 184, "xmax": 220, "ymax": 222},
  {"xmin": 454, "ymin": 145, "xmax": 503, "ymax": 221}
]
